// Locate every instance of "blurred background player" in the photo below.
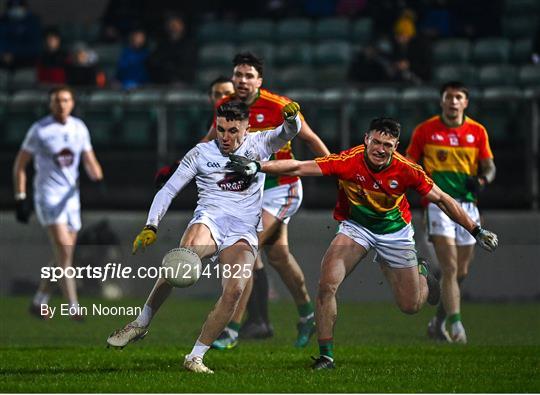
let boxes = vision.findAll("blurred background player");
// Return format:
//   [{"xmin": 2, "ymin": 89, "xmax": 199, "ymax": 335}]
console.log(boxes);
[
  {"xmin": 227, "ymin": 116, "xmax": 498, "ymax": 369},
  {"xmin": 12, "ymin": 85, "xmax": 104, "ymax": 320},
  {"xmin": 406, "ymin": 81, "xmax": 496, "ymax": 344},
  {"xmin": 203, "ymin": 52, "xmax": 330, "ymax": 349},
  {"xmin": 107, "ymin": 101, "xmax": 302, "ymax": 374}
]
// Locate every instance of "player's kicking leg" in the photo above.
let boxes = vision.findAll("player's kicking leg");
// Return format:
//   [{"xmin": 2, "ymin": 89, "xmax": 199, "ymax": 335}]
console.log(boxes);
[
  {"xmin": 184, "ymin": 239, "xmax": 255, "ymax": 373},
  {"xmin": 107, "ymin": 224, "xmax": 216, "ymax": 348}
]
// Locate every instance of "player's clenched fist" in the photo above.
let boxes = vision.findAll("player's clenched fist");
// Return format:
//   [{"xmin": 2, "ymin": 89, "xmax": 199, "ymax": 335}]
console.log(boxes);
[
  {"xmin": 132, "ymin": 225, "xmax": 157, "ymax": 254},
  {"xmin": 282, "ymin": 101, "xmax": 300, "ymax": 122}
]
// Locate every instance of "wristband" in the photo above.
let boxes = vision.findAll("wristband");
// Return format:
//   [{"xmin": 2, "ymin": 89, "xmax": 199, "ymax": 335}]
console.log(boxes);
[
  {"xmin": 15, "ymin": 192, "xmax": 26, "ymax": 200},
  {"xmin": 470, "ymin": 226, "xmax": 481, "ymax": 237},
  {"xmin": 255, "ymin": 161, "xmax": 261, "ymax": 172},
  {"xmin": 144, "ymin": 225, "xmax": 157, "ymax": 233}
]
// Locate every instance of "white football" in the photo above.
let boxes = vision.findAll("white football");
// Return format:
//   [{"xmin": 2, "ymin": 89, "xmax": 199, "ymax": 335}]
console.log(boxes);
[{"xmin": 161, "ymin": 247, "xmax": 201, "ymax": 288}]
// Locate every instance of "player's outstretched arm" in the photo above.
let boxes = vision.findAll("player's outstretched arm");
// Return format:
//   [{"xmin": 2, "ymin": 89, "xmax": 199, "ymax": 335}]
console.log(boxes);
[
  {"xmin": 82, "ymin": 150, "xmax": 104, "ymax": 181},
  {"xmin": 425, "ymin": 184, "xmax": 498, "ymax": 252},
  {"xmin": 227, "ymin": 155, "xmax": 322, "ymax": 177}
]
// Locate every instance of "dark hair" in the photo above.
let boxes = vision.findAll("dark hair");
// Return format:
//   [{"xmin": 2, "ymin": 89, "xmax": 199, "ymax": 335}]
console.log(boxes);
[
  {"xmin": 233, "ymin": 52, "xmax": 263, "ymax": 77},
  {"xmin": 216, "ymin": 100, "xmax": 249, "ymax": 121},
  {"xmin": 208, "ymin": 76, "xmax": 233, "ymax": 94},
  {"xmin": 368, "ymin": 117, "xmax": 401, "ymax": 139},
  {"xmin": 440, "ymin": 81, "xmax": 469, "ymax": 98},
  {"xmin": 49, "ymin": 85, "xmax": 75, "ymax": 99}
]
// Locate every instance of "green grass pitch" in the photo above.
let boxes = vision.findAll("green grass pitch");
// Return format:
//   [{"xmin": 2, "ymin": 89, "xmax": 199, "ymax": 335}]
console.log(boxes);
[{"xmin": 1, "ymin": 296, "xmax": 539, "ymax": 392}]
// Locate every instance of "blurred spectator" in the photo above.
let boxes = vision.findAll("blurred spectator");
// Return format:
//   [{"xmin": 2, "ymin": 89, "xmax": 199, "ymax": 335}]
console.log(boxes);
[
  {"xmin": 388, "ymin": 10, "xmax": 432, "ymax": 83},
  {"xmin": 101, "ymin": 0, "xmax": 145, "ymax": 42},
  {"xmin": 417, "ymin": 0, "xmax": 455, "ymax": 39},
  {"xmin": 349, "ymin": 42, "xmax": 392, "ymax": 83},
  {"xmin": 65, "ymin": 43, "xmax": 106, "ymax": 87},
  {"xmin": 36, "ymin": 29, "xmax": 67, "ymax": 85},
  {"xmin": 0, "ymin": 0, "xmax": 42, "ymax": 71},
  {"xmin": 147, "ymin": 13, "xmax": 195, "ymax": 85},
  {"xmin": 116, "ymin": 28, "xmax": 150, "ymax": 90}
]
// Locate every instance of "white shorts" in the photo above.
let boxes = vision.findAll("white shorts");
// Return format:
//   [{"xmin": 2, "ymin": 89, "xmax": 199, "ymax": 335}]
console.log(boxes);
[
  {"xmin": 338, "ymin": 220, "xmax": 418, "ymax": 269},
  {"xmin": 262, "ymin": 180, "xmax": 303, "ymax": 224},
  {"xmin": 188, "ymin": 211, "xmax": 258, "ymax": 260},
  {"xmin": 426, "ymin": 201, "xmax": 479, "ymax": 246},
  {"xmin": 34, "ymin": 194, "xmax": 81, "ymax": 232}
]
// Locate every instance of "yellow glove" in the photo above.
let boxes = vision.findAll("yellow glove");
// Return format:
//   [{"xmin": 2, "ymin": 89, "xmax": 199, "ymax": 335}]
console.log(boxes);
[
  {"xmin": 132, "ymin": 225, "xmax": 157, "ymax": 254},
  {"xmin": 282, "ymin": 101, "xmax": 300, "ymax": 122}
]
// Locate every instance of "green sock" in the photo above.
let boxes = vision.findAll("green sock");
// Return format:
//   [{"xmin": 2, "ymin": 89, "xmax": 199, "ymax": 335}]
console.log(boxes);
[
  {"xmin": 297, "ymin": 301, "xmax": 314, "ymax": 319},
  {"xmin": 318, "ymin": 338, "xmax": 334, "ymax": 359},
  {"xmin": 448, "ymin": 313, "xmax": 461, "ymax": 324},
  {"xmin": 418, "ymin": 262, "xmax": 428, "ymax": 277},
  {"xmin": 228, "ymin": 321, "xmax": 241, "ymax": 332}
]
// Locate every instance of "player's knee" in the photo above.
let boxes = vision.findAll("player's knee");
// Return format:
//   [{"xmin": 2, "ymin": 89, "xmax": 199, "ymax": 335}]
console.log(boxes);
[
  {"xmin": 317, "ymin": 281, "xmax": 339, "ymax": 299},
  {"xmin": 440, "ymin": 263, "xmax": 458, "ymax": 279},
  {"xmin": 266, "ymin": 245, "xmax": 290, "ymax": 266},
  {"xmin": 397, "ymin": 299, "xmax": 421, "ymax": 315}
]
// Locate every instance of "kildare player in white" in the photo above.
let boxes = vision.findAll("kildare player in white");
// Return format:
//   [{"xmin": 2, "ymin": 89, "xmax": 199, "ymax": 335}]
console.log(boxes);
[
  {"xmin": 12, "ymin": 86, "xmax": 104, "ymax": 320},
  {"xmin": 107, "ymin": 100, "xmax": 302, "ymax": 374}
]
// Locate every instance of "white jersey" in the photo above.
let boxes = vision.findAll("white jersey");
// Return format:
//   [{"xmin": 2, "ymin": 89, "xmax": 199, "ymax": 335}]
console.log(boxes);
[
  {"xmin": 21, "ymin": 115, "xmax": 92, "ymax": 204},
  {"xmin": 146, "ymin": 117, "xmax": 301, "ymax": 229}
]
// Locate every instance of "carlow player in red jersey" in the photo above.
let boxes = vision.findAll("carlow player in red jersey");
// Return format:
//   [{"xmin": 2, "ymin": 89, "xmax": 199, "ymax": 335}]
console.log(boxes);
[
  {"xmin": 227, "ymin": 117, "xmax": 498, "ymax": 370},
  {"xmin": 203, "ymin": 52, "xmax": 330, "ymax": 349},
  {"xmin": 406, "ymin": 81, "xmax": 496, "ymax": 344}
]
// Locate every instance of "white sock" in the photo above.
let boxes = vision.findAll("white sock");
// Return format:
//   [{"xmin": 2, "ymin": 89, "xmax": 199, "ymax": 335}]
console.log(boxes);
[
  {"xmin": 69, "ymin": 301, "xmax": 79, "ymax": 314},
  {"xmin": 187, "ymin": 340, "xmax": 210, "ymax": 360},
  {"xmin": 135, "ymin": 304, "xmax": 153, "ymax": 327},
  {"xmin": 225, "ymin": 327, "xmax": 239, "ymax": 339},
  {"xmin": 33, "ymin": 291, "xmax": 50, "ymax": 306},
  {"xmin": 451, "ymin": 320, "xmax": 465, "ymax": 335},
  {"xmin": 299, "ymin": 312, "xmax": 314, "ymax": 323}
]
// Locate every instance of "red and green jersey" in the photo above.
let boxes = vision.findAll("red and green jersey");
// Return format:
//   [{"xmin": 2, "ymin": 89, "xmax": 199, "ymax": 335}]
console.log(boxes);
[
  {"xmin": 214, "ymin": 88, "xmax": 303, "ymax": 189},
  {"xmin": 406, "ymin": 115, "xmax": 493, "ymax": 202},
  {"xmin": 315, "ymin": 145, "xmax": 434, "ymax": 234}
]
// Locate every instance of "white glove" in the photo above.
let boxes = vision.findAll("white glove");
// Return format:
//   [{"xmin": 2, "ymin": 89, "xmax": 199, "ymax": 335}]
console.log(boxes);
[{"xmin": 472, "ymin": 226, "xmax": 498, "ymax": 252}]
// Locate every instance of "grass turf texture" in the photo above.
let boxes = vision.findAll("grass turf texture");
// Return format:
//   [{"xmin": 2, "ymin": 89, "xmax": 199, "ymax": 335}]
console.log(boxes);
[{"xmin": 1, "ymin": 297, "xmax": 539, "ymax": 392}]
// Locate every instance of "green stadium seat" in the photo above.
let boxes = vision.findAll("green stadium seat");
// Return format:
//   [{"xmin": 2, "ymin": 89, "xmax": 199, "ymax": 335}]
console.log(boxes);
[
  {"xmin": 170, "ymin": 107, "xmax": 210, "ymax": 148},
  {"xmin": 351, "ymin": 18, "xmax": 373, "ymax": 44},
  {"xmin": 198, "ymin": 43, "xmax": 236, "ymax": 67},
  {"xmin": 237, "ymin": 20, "xmax": 275, "ymax": 42},
  {"xmin": 433, "ymin": 65, "xmax": 477, "ymax": 85},
  {"xmin": 237, "ymin": 41, "xmax": 275, "ymax": 65},
  {"xmin": 120, "ymin": 109, "xmax": 157, "ymax": 148},
  {"xmin": 518, "ymin": 65, "xmax": 540, "ymax": 86},
  {"xmin": 482, "ymin": 86, "xmax": 523, "ymax": 100},
  {"xmin": 477, "ymin": 64, "xmax": 517, "ymax": 86},
  {"xmin": 314, "ymin": 41, "xmax": 351, "ymax": 65},
  {"xmin": 472, "ymin": 38, "xmax": 511, "ymax": 65},
  {"xmin": 401, "ymin": 86, "xmax": 440, "ymax": 102},
  {"xmin": 274, "ymin": 43, "xmax": 313, "ymax": 66},
  {"xmin": 433, "ymin": 39, "xmax": 471, "ymax": 65},
  {"xmin": 10, "ymin": 90, "xmax": 47, "ymax": 106},
  {"xmin": 94, "ymin": 44, "xmax": 122, "ymax": 67},
  {"xmin": 84, "ymin": 109, "xmax": 118, "ymax": 147},
  {"xmin": 0, "ymin": 69, "xmax": 8, "ymax": 90},
  {"xmin": 3, "ymin": 110, "xmax": 38, "ymax": 147},
  {"xmin": 511, "ymin": 39, "xmax": 533, "ymax": 64},
  {"xmin": 314, "ymin": 65, "xmax": 349, "ymax": 87},
  {"xmin": 502, "ymin": 16, "xmax": 540, "ymax": 39},
  {"xmin": 86, "ymin": 90, "xmax": 125, "ymax": 105},
  {"xmin": 11, "ymin": 68, "xmax": 37, "ymax": 88},
  {"xmin": 59, "ymin": 23, "xmax": 100, "ymax": 44},
  {"xmin": 314, "ymin": 18, "xmax": 351, "ymax": 41},
  {"xmin": 399, "ymin": 87, "xmax": 440, "ymax": 143},
  {"xmin": 275, "ymin": 19, "xmax": 313, "ymax": 42},
  {"xmin": 197, "ymin": 20, "xmax": 236, "ymax": 43},
  {"xmin": 196, "ymin": 66, "xmax": 232, "ymax": 89},
  {"xmin": 273, "ymin": 66, "xmax": 313, "ymax": 90},
  {"xmin": 126, "ymin": 90, "xmax": 164, "ymax": 105}
]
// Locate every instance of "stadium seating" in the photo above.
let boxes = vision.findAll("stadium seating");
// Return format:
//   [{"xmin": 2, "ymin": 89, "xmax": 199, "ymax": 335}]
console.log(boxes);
[
  {"xmin": 196, "ymin": 66, "xmax": 232, "ymax": 88},
  {"xmin": 314, "ymin": 41, "xmax": 351, "ymax": 65},
  {"xmin": 478, "ymin": 87, "xmax": 523, "ymax": 143},
  {"xmin": 237, "ymin": 19, "xmax": 275, "ymax": 42},
  {"xmin": 273, "ymin": 65, "xmax": 314, "ymax": 89},
  {"xmin": 314, "ymin": 17, "xmax": 351, "ymax": 41},
  {"xmin": 398, "ymin": 86, "xmax": 440, "ymax": 143},
  {"xmin": 518, "ymin": 65, "xmax": 540, "ymax": 86},
  {"xmin": 433, "ymin": 64, "xmax": 477, "ymax": 85},
  {"xmin": 197, "ymin": 20, "xmax": 236, "ymax": 43},
  {"xmin": 351, "ymin": 18, "xmax": 373, "ymax": 44},
  {"xmin": 472, "ymin": 38, "xmax": 511, "ymax": 65},
  {"xmin": 433, "ymin": 39, "xmax": 471, "ymax": 65},
  {"xmin": 274, "ymin": 43, "xmax": 313, "ymax": 66},
  {"xmin": 477, "ymin": 64, "xmax": 518, "ymax": 86},
  {"xmin": 511, "ymin": 39, "xmax": 533, "ymax": 64},
  {"xmin": 502, "ymin": 16, "xmax": 540, "ymax": 39},
  {"xmin": 275, "ymin": 18, "xmax": 313, "ymax": 42},
  {"xmin": 11, "ymin": 69, "xmax": 37, "ymax": 88},
  {"xmin": 94, "ymin": 44, "xmax": 122, "ymax": 68},
  {"xmin": 198, "ymin": 43, "xmax": 236, "ymax": 67},
  {"xmin": 238, "ymin": 41, "xmax": 275, "ymax": 65}
]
